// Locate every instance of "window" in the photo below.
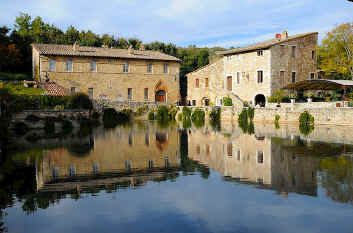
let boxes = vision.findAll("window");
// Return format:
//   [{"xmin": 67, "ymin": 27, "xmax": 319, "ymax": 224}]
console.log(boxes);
[
  {"xmin": 71, "ymin": 87, "xmax": 76, "ymax": 94},
  {"xmin": 227, "ymin": 143, "xmax": 233, "ymax": 157},
  {"xmin": 206, "ymin": 144, "xmax": 210, "ymax": 155},
  {"xmin": 257, "ymin": 50, "xmax": 263, "ymax": 56},
  {"xmin": 257, "ymin": 151, "xmax": 264, "ymax": 164},
  {"xmin": 237, "ymin": 149, "xmax": 241, "ymax": 160},
  {"xmin": 125, "ymin": 160, "xmax": 131, "ymax": 170},
  {"xmin": 88, "ymin": 88, "xmax": 93, "ymax": 99},
  {"xmin": 144, "ymin": 88, "xmax": 149, "ymax": 100},
  {"xmin": 123, "ymin": 62, "xmax": 129, "ymax": 73},
  {"xmin": 196, "ymin": 145, "xmax": 200, "ymax": 154},
  {"xmin": 292, "ymin": 72, "xmax": 296, "ymax": 83},
  {"xmin": 226, "ymin": 55, "xmax": 232, "ymax": 61},
  {"xmin": 164, "ymin": 64, "xmax": 169, "ymax": 73},
  {"xmin": 310, "ymin": 73, "xmax": 315, "ymax": 80},
  {"xmin": 66, "ymin": 60, "xmax": 72, "ymax": 72},
  {"xmin": 93, "ymin": 163, "xmax": 99, "ymax": 175},
  {"xmin": 312, "ymin": 50, "xmax": 315, "ymax": 60},
  {"xmin": 280, "ymin": 71, "xmax": 285, "ymax": 86},
  {"xmin": 257, "ymin": 71, "xmax": 263, "ymax": 83},
  {"xmin": 280, "ymin": 45, "xmax": 285, "ymax": 57},
  {"xmin": 205, "ymin": 78, "xmax": 209, "ymax": 88},
  {"xmin": 237, "ymin": 72, "xmax": 240, "ymax": 84},
  {"xmin": 196, "ymin": 79, "xmax": 199, "ymax": 88},
  {"xmin": 227, "ymin": 76, "xmax": 232, "ymax": 91},
  {"xmin": 52, "ymin": 167, "xmax": 59, "ymax": 178},
  {"xmin": 69, "ymin": 165, "xmax": 76, "ymax": 177},
  {"xmin": 128, "ymin": 88, "xmax": 132, "ymax": 100},
  {"xmin": 165, "ymin": 156, "xmax": 169, "ymax": 168},
  {"xmin": 147, "ymin": 63, "xmax": 152, "ymax": 73},
  {"xmin": 145, "ymin": 133, "xmax": 149, "ymax": 146},
  {"xmin": 129, "ymin": 133, "xmax": 133, "ymax": 145},
  {"xmin": 90, "ymin": 60, "xmax": 96, "ymax": 72},
  {"xmin": 192, "ymin": 100, "xmax": 196, "ymax": 106},
  {"xmin": 291, "ymin": 46, "xmax": 296, "ymax": 58},
  {"xmin": 49, "ymin": 59, "xmax": 56, "ymax": 72},
  {"xmin": 149, "ymin": 160, "xmax": 154, "ymax": 169}
]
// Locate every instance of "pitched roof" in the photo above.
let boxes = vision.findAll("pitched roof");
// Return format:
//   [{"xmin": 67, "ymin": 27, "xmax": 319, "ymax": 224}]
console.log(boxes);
[
  {"xmin": 217, "ymin": 32, "xmax": 318, "ymax": 56},
  {"xmin": 32, "ymin": 43, "xmax": 181, "ymax": 62}
]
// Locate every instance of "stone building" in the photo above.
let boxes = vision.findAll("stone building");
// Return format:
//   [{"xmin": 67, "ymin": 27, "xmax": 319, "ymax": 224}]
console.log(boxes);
[
  {"xmin": 32, "ymin": 43, "xmax": 181, "ymax": 103},
  {"xmin": 186, "ymin": 31, "xmax": 318, "ymax": 106}
]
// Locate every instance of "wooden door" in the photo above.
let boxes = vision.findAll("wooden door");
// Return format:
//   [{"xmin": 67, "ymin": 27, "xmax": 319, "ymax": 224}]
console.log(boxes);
[{"xmin": 227, "ymin": 76, "xmax": 232, "ymax": 91}]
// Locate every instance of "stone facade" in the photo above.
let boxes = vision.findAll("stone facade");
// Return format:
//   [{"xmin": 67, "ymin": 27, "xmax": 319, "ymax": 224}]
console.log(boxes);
[
  {"xmin": 187, "ymin": 31, "xmax": 318, "ymax": 106},
  {"xmin": 32, "ymin": 44, "xmax": 181, "ymax": 104}
]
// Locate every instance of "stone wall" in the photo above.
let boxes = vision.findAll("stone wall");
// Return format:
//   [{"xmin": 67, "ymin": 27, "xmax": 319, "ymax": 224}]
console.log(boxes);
[{"xmin": 35, "ymin": 54, "xmax": 180, "ymax": 103}]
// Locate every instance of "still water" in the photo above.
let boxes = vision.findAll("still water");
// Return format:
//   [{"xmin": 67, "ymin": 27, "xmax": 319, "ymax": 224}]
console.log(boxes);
[{"xmin": 1, "ymin": 121, "xmax": 353, "ymax": 233}]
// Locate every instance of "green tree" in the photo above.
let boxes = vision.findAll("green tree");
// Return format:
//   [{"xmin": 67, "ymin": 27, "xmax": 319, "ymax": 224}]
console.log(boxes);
[{"xmin": 319, "ymin": 23, "xmax": 353, "ymax": 79}]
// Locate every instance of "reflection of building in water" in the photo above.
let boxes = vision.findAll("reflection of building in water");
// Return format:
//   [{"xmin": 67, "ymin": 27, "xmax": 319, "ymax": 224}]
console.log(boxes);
[
  {"xmin": 36, "ymin": 124, "xmax": 181, "ymax": 192},
  {"xmin": 188, "ymin": 128, "xmax": 318, "ymax": 196}
]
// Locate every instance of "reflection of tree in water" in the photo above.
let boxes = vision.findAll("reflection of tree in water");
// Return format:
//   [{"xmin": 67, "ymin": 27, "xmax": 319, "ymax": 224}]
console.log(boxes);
[
  {"xmin": 179, "ymin": 129, "xmax": 210, "ymax": 179},
  {"xmin": 319, "ymin": 156, "xmax": 353, "ymax": 205},
  {"xmin": 67, "ymin": 137, "xmax": 94, "ymax": 157}
]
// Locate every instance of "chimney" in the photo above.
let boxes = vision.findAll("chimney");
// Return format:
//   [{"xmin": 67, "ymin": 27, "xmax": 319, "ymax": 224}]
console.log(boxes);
[
  {"xmin": 73, "ymin": 41, "xmax": 79, "ymax": 51},
  {"xmin": 281, "ymin": 30, "xmax": 288, "ymax": 40},
  {"xmin": 275, "ymin": 33, "xmax": 281, "ymax": 40},
  {"xmin": 139, "ymin": 45, "xmax": 145, "ymax": 51},
  {"xmin": 128, "ymin": 45, "xmax": 134, "ymax": 55}
]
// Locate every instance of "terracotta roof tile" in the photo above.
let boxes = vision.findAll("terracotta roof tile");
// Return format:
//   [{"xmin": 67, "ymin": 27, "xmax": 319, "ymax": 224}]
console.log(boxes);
[
  {"xmin": 217, "ymin": 32, "xmax": 318, "ymax": 56},
  {"xmin": 32, "ymin": 44, "xmax": 181, "ymax": 62}
]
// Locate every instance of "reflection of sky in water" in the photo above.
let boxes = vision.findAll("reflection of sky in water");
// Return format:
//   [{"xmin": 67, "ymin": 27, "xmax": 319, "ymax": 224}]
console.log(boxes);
[
  {"xmin": 3, "ymin": 122, "xmax": 353, "ymax": 233},
  {"xmin": 5, "ymin": 171, "xmax": 353, "ymax": 233}
]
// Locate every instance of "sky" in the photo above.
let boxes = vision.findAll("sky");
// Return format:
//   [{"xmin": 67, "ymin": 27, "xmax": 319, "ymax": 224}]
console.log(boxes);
[{"xmin": 1, "ymin": 0, "xmax": 353, "ymax": 48}]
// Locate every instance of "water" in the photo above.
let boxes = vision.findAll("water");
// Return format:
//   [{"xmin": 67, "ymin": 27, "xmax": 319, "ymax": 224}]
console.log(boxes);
[{"xmin": 1, "ymin": 121, "xmax": 353, "ymax": 233}]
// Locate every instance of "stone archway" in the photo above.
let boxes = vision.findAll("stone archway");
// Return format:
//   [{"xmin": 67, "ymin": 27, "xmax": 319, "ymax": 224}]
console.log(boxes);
[
  {"xmin": 255, "ymin": 94, "xmax": 266, "ymax": 107},
  {"xmin": 155, "ymin": 80, "xmax": 168, "ymax": 103}
]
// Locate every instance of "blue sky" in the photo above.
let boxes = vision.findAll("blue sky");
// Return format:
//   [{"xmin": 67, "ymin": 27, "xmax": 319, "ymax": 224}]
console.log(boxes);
[{"xmin": 1, "ymin": 0, "xmax": 353, "ymax": 48}]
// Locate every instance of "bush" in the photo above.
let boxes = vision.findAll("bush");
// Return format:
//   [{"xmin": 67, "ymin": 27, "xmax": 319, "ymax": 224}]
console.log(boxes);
[
  {"xmin": 103, "ymin": 108, "xmax": 130, "ymax": 128},
  {"xmin": 182, "ymin": 107, "xmax": 192, "ymax": 120},
  {"xmin": 156, "ymin": 106, "xmax": 169, "ymax": 121},
  {"xmin": 247, "ymin": 107, "xmax": 255, "ymax": 121},
  {"xmin": 268, "ymin": 90, "xmax": 284, "ymax": 103},
  {"xmin": 275, "ymin": 114, "xmax": 280, "ymax": 122},
  {"xmin": 191, "ymin": 108, "xmax": 205, "ymax": 122},
  {"xmin": 62, "ymin": 120, "xmax": 73, "ymax": 134},
  {"xmin": 223, "ymin": 97, "xmax": 233, "ymax": 106},
  {"xmin": 168, "ymin": 105, "xmax": 178, "ymax": 120},
  {"xmin": 68, "ymin": 93, "xmax": 93, "ymax": 109},
  {"xmin": 148, "ymin": 111, "xmax": 155, "ymax": 120},
  {"xmin": 135, "ymin": 105, "xmax": 149, "ymax": 116},
  {"xmin": 299, "ymin": 111, "xmax": 314, "ymax": 125},
  {"xmin": 13, "ymin": 121, "xmax": 29, "ymax": 135},
  {"xmin": 44, "ymin": 118, "xmax": 55, "ymax": 135},
  {"xmin": 177, "ymin": 113, "xmax": 183, "ymax": 121},
  {"xmin": 209, "ymin": 107, "xmax": 221, "ymax": 123},
  {"xmin": 91, "ymin": 111, "xmax": 100, "ymax": 120}
]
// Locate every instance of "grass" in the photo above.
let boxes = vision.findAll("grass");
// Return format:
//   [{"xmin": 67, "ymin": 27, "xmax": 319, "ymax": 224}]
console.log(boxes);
[
  {"xmin": 4, "ymin": 83, "xmax": 44, "ymax": 95},
  {"xmin": 0, "ymin": 72, "xmax": 31, "ymax": 81}
]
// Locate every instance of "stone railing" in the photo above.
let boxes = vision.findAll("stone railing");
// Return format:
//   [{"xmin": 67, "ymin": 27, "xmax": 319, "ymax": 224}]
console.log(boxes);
[
  {"xmin": 93, "ymin": 100, "xmax": 175, "ymax": 112},
  {"xmin": 266, "ymin": 101, "xmax": 349, "ymax": 109}
]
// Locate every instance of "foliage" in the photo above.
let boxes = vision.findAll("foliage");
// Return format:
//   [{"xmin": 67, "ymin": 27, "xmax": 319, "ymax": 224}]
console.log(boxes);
[
  {"xmin": 103, "ymin": 108, "xmax": 130, "ymax": 128},
  {"xmin": 304, "ymin": 90, "xmax": 314, "ymax": 98},
  {"xmin": 0, "ymin": 72, "xmax": 30, "ymax": 81},
  {"xmin": 68, "ymin": 92, "xmax": 93, "ymax": 110},
  {"xmin": 182, "ymin": 118, "xmax": 192, "ymax": 129},
  {"xmin": 148, "ymin": 111, "xmax": 155, "ymax": 120},
  {"xmin": 91, "ymin": 111, "xmax": 100, "ymax": 120},
  {"xmin": 61, "ymin": 120, "xmax": 73, "ymax": 134},
  {"xmin": 177, "ymin": 113, "xmax": 183, "ymax": 121},
  {"xmin": 268, "ymin": 89, "xmax": 284, "ymax": 103},
  {"xmin": 299, "ymin": 123, "xmax": 315, "ymax": 136},
  {"xmin": 209, "ymin": 107, "xmax": 221, "ymax": 124},
  {"xmin": 299, "ymin": 111, "xmax": 315, "ymax": 136},
  {"xmin": 223, "ymin": 96, "xmax": 233, "ymax": 106},
  {"xmin": 168, "ymin": 105, "xmax": 178, "ymax": 120},
  {"xmin": 289, "ymin": 92, "xmax": 297, "ymax": 99},
  {"xmin": 247, "ymin": 107, "xmax": 255, "ymax": 121},
  {"xmin": 318, "ymin": 23, "xmax": 353, "ymax": 79},
  {"xmin": 135, "ymin": 105, "xmax": 149, "ymax": 116},
  {"xmin": 191, "ymin": 108, "xmax": 205, "ymax": 128},
  {"xmin": 4, "ymin": 83, "xmax": 44, "ymax": 95},
  {"xmin": 182, "ymin": 107, "xmax": 192, "ymax": 120},
  {"xmin": 13, "ymin": 121, "xmax": 28, "ymax": 135},
  {"xmin": 44, "ymin": 118, "xmax": 55, "ymax": 135},
  {"xmin": 275, "ymin": 114, "xmax": 280, "ymax": 122},
  {"xmin": 156, "ymin": 106, "xmax": 169, "ymax": 122}
]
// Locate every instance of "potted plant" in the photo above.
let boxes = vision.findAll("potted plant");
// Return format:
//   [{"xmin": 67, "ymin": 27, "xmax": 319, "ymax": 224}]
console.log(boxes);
[
  {"xmin": 304, "ymin": 91, "xmax": 314, "ymax": 103},
  {"xmin": 243, "ymin": 100, "xmax": 249, "ymax": 107},
  {"xmin": 289, "ymin": 92, "xmax": 297, "ymax": 104}
]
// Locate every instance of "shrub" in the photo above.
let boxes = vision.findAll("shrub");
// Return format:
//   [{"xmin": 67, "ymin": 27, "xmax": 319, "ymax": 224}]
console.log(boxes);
[
  {"xmin": 191, "ymin": 108, "xmax": 205, "ymax": 122},
  {"xmin": 275, "ymin": 114, "xmax": 280, "ymax": 122},
  {"xmin": 156, "ymin": 106, "xmax": 169, "ymax": 121},
  {"xmin": 177, "ymin": 113, "xmax": 183, "ymax": 121},
  {"xmin": 148, "ymin": 111, "xmax": 155, "ymax": 120},
  {"xmin": 136, "ymin": 105, "xmax": 149, "ymax": 116},
  {"xmin": 54, "ymin": 105, "xmax": 65, "ymax": 111},
  {"xmin": 68, "ymin": 93, "xmax": 93, "ymax": 109},
  {"xmin": 209, "ymin": 107, "xmax": 221, "ymax": 123},
  {"xmin": 268, "ymin": 90, "xmax": 284, "ymax": 103},
  {"xmin": 25, "ymin": 114, "xmax": 41, "ymax": 122},
  {"xmin": 223, "ymin": 97, "xmax": 233, "ymax": 106},
  {"xmin": 168, "ymin": 105, "xmax": 178, "ymax": 120},
  {"xmin": 299, "ymin": 111, "xmax": 314, "ymax": 125},
  {"xmin": 182, "ymin": 118, "xmax": 192, "ymax": 129},
  {"xmin": 182, "ymin": 107, "xmax": 192, "ymax": 120},
  {"xmin": 247, "ymin": 107, "xmax": 255, "ymax": 121},
  {"xmin": 62, "ymin": 120, "xmax": 73, "ymax": 134},
  {"xmin": 91, "ymin": 111, "xmax": 100, "ymax": 120},
  {"xmin": 238, "ymin": 109, "xmax": 248, "ymax": 124}
]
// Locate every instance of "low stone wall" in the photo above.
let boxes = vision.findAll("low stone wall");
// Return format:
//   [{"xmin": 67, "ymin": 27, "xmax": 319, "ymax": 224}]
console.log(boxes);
[
  {"xmin": 253, "ymin": 107, "xmax": 353, "ymax": 126},
  {"xmin": 266, "ymin": 101, "xmax": 348, "ymax": 109},
  {"xmin": 94, "ymin": 100, "xmax": 170, "ymax": 112},
  {"xmin": 13, "ymin": 109, "xmax": 90, "ymax": 122}
]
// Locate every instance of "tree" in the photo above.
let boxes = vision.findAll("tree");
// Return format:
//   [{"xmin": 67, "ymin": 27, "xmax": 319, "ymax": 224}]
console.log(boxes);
[{"xmin": 318, "ymin": 23, "xmax": 353, "ymax": 79}]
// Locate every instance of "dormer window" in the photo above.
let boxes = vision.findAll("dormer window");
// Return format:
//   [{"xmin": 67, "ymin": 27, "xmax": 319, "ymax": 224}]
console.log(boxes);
[{"xmin": 257, "ymin": 50, "xmax": 264, "ymax": 56}]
